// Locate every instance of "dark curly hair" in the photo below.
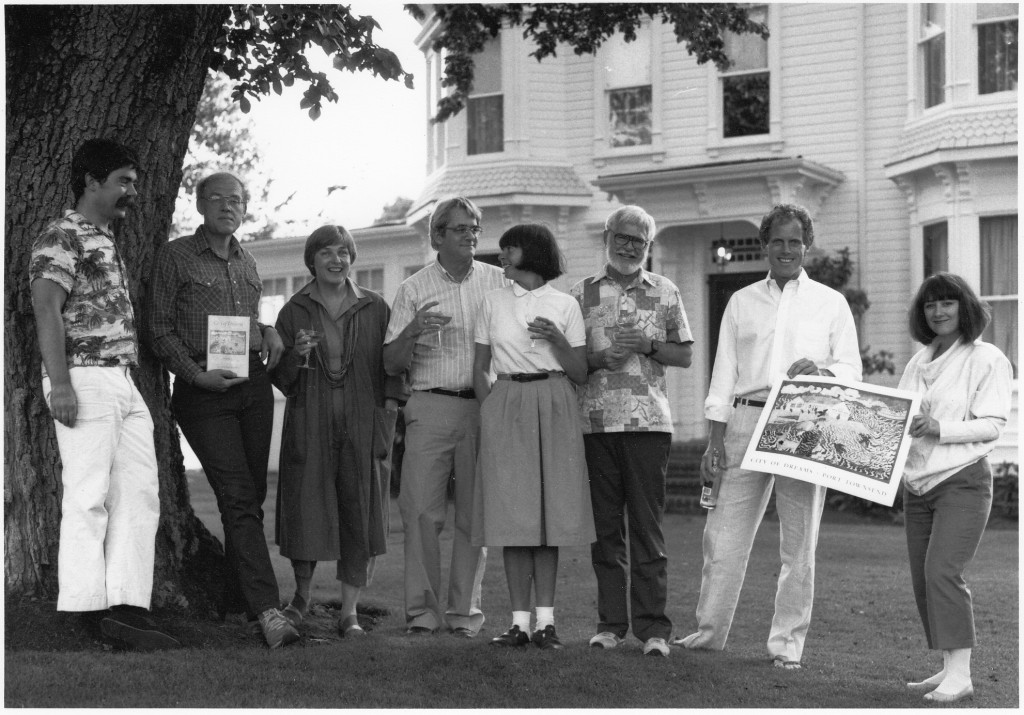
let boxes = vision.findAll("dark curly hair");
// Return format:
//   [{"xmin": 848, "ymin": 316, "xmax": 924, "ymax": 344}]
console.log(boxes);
[{"xmin": 70, "ymin": 139, "xmax": 139, "ymax": 202}]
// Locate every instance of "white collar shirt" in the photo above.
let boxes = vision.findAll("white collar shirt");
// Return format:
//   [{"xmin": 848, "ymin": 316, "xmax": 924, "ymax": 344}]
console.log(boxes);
[{"xmin": 705, "ymin": 269, "xmax": 862, "ymax": 423}]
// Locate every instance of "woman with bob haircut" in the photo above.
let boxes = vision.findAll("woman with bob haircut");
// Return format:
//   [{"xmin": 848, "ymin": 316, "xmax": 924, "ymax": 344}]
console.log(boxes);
[
  {"xmin": 269, "ymin": 224, "xmax": 405, "ymax": 639},
  {"xmin": 898, "ymin": 272, "xmax": 1013, "ymax": 703},
  {"xmin": 471, "ymin": 223, "xmax": 594, "ymax": 650}
]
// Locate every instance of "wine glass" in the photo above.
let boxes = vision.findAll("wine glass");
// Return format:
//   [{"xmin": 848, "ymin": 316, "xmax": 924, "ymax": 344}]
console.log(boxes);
[{"xmin": 297, "ymin": 328, "xmax": 323, "ymax": 369}]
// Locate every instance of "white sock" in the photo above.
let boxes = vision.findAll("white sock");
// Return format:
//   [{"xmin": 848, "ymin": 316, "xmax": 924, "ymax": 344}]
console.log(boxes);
[
  {"xmin": 512, "ymin": 611, "xmax": 531, "ymax": 633},
  {"xmin": 535, "ymin": 607, "xmax": 554, "ymax": 631},
  {"xmin": 932, "ymin": 648, "xmax": 972, "ymax": 695}
]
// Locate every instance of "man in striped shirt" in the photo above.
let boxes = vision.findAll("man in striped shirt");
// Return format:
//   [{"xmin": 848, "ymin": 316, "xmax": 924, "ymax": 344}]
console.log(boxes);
[{"xmin": 384, "ymin": 196, "xmax": 509, "ymax": 638}]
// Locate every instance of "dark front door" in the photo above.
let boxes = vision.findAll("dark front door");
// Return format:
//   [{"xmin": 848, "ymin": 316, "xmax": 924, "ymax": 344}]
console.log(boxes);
[{"xmin": 706, "ymin": 271, "xmax": 763, "ymax": 380}]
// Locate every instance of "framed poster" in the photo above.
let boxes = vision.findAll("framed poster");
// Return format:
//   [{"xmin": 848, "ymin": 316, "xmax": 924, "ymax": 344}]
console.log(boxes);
[{"xmin": 739, "ymin": 376, "xmax": 921, "ymax": 506}]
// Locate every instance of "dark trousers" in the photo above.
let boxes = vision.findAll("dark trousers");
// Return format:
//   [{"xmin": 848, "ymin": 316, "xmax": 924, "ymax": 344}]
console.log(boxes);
[
  {"xmin": 173, "ymin": 367, "xmax": 279, "ymax": 618},
  {"xmin": 585, "ymin": 432, "xmax": 672, "ymax": 641},
  {"xmin": 904, "ymin": 458, "xmax": 992, "ymax": 650}
]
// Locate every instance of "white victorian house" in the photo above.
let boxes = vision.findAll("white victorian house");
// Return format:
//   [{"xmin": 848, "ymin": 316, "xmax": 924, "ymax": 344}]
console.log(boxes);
[{"xmin": 248, "ymin": 3, "xmax": 1018, "ymax": 465}]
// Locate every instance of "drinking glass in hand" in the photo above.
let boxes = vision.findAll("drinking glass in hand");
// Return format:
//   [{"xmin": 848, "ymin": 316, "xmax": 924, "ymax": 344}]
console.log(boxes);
[{"xmin": 297, "ymin": 328, "xmax": 323, "ymax": 369}]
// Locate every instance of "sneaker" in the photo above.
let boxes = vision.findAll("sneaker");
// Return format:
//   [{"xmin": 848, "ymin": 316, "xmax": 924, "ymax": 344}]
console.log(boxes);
[
  {"xmin": 643, "ymin": 637, "xmax": 670, "ymax": 657},
  {"xmin": 531, "ymin": 624, "xmax": 564, "ymax": 650},
  {"xmin": 489, "ymin": 625, "xmax": 530, "ymax": 647},
  {"xmin": 589, "ymin": 631, "xmax": 623, "ymax": 649},
  {"xmin": 100, "ymin": 609, "xmax": 181, "ymax": 651},
  {"xmin": 258, "ymin": 607, "xmax": 300, "ymax": 649}
]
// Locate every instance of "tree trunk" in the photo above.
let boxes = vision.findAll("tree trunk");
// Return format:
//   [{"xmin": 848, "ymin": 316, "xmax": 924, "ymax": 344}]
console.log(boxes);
[{"xmin": 5, "ymin": 5, "xmax": 231, "ymax": 609}]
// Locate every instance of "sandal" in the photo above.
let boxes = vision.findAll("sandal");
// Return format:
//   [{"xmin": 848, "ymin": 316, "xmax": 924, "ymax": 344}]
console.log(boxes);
[
  {"xmin": 339, "ymin": 614, "xmax": 366, "ymax": 637},
  {"xmin": 772, "ymin": 655, "xmax": 801, "ymax": 670}
]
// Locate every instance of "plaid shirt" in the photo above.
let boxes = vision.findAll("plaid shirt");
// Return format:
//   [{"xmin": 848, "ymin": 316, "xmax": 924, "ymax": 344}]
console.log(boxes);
[
  {"xmin": 147, "ymin": 226, "xmax": 266, "ymax": 383},
  {"xmin": 29, "ymin": 210, "xmax": 138, "ymax": 373},
  {"xmin": 570, "ymin": 267, "xmax": 692, "ymax": 434}
]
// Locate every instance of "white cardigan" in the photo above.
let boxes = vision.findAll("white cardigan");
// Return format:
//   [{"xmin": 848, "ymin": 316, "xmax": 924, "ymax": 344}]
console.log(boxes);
[{"xmin": 898, "ymin": 338, "xmax": 1014, "ymax": 495}]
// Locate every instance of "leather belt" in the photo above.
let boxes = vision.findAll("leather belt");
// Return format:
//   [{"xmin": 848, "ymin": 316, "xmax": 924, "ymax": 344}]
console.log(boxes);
[
  {"xmin": 496, "ymin": 372, "xmax": 564, "ymax": 383},
  {"xmin": 421, "ymin": 387, "xmax": 476, "ymax": 399},
  {"xmin": 734, "ymin": 396, "xmax": 766, "ymax": 408}
]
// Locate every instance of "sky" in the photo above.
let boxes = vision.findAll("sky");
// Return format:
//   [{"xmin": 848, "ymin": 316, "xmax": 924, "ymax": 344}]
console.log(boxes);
[{"xmin": 243, "ymin": 2, "xmax": 427, "ymax": 235}]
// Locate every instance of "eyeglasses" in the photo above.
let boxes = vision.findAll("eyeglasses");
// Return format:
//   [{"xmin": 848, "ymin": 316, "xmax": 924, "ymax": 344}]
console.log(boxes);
[
  {"xmin": 443, "ymin": 225, "xmax": 483, "ymax": 237},
  {"xmin": 611, "ymin": 232, "xmax": 651, "ymax": 250},
  {"xmin": 202, "ymin": 193, "xmax": 246, "ymax": 208}
]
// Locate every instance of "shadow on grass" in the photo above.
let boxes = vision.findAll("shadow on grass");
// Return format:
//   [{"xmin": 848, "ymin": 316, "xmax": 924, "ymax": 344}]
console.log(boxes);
[{"xmin": 6, "ymin": 471, "xmax": 1018, "ymax": 708}]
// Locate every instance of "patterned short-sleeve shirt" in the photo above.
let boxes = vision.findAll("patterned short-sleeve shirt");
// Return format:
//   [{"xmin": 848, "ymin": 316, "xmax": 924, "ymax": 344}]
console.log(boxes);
[
  {"xmin": 29, "ymin": 210, "xmax": 138, "ymax": 372},
  {"xmin": 570, "ymin": 267, "xmax": 692, "ymax": 434}
]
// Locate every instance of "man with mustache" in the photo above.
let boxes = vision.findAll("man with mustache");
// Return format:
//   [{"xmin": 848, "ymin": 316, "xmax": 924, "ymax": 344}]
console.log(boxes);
[
  {"xmin": 570, "ymin": 205, "xmax": 693, "ymax": 657},
  {"xmin": 383, "ymin": 196, "xmax": 509, "ymax": 638},
  {"xmin": 147, "ymin": 171, "xmax": 296, "ymax": 649},
  {"xmin": 30, "ymin": 138, "xmax": 178, "ymax": 649}
]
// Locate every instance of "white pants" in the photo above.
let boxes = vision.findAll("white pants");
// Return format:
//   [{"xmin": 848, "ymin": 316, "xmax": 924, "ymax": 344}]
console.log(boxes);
[
  {"xmin": 682, "ymin": 403, "xmax": 826, "ymax": 662},
  {"xmin": 44, "ymin": 367, "xmax": 159, "ymax": 611}
]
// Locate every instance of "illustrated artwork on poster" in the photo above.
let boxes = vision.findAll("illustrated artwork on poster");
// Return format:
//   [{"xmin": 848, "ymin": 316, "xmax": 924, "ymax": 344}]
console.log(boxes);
[{"xmin": 740, "ymin": 376, "xmax": 921, "ymax": 506}]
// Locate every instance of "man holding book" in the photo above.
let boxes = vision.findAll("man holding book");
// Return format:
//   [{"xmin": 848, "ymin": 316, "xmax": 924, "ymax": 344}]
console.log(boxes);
[{"xmin": 147, "ymin": 171, "xmax": 297, "ymax": 648}]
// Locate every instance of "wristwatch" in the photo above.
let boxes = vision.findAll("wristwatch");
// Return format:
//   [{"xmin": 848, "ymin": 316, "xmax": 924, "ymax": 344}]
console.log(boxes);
[{"xmin": 644, "ymin": 339, "xmax": 659, "ymax": 358}]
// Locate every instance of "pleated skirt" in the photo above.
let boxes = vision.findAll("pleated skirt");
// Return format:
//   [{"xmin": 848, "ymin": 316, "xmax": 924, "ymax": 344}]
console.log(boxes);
[{"xmin": 472, "ymin": 374, "xmax": 596, "ymax": 547}]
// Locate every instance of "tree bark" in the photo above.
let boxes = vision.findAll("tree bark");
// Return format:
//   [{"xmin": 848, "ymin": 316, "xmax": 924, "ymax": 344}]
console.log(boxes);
[{"xmin": 5, "ymin": 5, "xmax": 231, "ymax": 608}]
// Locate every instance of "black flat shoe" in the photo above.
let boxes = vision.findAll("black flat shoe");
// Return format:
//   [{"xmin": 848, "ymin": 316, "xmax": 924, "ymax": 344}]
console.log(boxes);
[
  {"xmin": 531, "ymin": 625, "xmax": 564, "ymax": 650},
  {"xmin": 490, "ymin": 625, "xmax": 530, "ymax": 647}
]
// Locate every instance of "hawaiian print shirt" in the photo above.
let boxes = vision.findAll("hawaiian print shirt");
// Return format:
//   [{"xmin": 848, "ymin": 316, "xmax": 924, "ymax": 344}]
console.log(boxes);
[
  {"xmin": 570, "ymin": 267, "xmax": 693, "ymax": 434},
  {"xmin": 29, "ymin": 210, "xmax": 139, "ymax": 373}
]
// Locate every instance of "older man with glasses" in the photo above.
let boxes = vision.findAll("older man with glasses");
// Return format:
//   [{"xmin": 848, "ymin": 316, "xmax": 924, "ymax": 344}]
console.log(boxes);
[
  {"xmin": 147, "ymin": 172, "xmax": 297, "ymax": 649},
  {"xmin": 383, "ymin": 196, "xmax": 509, "ymax": 638},
  {"xmin": 570, "ymin": 205, "xmax": 694, "ymax": 657}
]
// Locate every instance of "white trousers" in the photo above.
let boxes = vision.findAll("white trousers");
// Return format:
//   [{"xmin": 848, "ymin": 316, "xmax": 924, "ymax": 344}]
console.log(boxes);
[
  {"xmin": 682, "ymin": 403, "xmax": 826, "ymax": 662},
  {"xmin": 44, "ymin": 367, "xmax": 159, "ymax": 611}
]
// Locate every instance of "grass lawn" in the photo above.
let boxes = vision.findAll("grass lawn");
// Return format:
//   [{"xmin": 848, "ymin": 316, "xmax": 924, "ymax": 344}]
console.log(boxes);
[{"xmin": 6, "ymin": 470, "xmax": 1018, "ymax": 708}]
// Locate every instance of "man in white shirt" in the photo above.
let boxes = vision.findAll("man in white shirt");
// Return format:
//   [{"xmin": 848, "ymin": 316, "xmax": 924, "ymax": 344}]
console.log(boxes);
[
  {"xmin": 673, "ymin": 204, "xmax": 862, "ymax": 668},
  {"xmin": 383, "ymin": 197, "xmax": 509, "ymax": 637}
]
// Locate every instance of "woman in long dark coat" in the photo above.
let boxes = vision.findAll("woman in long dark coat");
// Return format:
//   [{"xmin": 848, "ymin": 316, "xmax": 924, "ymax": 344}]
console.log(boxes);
[{"xmin": 270, "ymin": 225, "xmax": 404, "ymax": 637}]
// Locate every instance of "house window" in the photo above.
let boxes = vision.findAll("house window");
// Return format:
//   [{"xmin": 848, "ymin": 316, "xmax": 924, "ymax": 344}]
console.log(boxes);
[
  {"xmin": 977, "ymin": 4, "xmax": 1018, "ymax": 95},
  {"xmin": 979, "ymin": 215, "xmax": 1017, "ymax": 376},
  {"xmin": 261, "ymin": 277, "xmax": 290, "ymax": 299},
  {"xmin": 467, "ymin": 37, "xmax": 502, "ymax": 155},
  {"xmin": 356, "ymin": 267, "xmax": 384, "ymax": 293},
  {"xmin": 920, "ymin": 4, "xmax": 946, "ymax": 108},
  {"xmin": 604, "ymin": 28, "xmax": 652, "ymax": 147},
  {"xmin": 923, "ymin": 222, "xmax": 948, "ymax": 277},
  {"xmin": 721, "ymin": 5, "xmax": 769, "ymax": 137}
]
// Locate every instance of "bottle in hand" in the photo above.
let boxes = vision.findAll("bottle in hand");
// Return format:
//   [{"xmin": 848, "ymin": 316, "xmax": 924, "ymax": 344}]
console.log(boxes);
[{"xmin": 700, "ymin": 449, "xmax": 722, "ymax": 510}]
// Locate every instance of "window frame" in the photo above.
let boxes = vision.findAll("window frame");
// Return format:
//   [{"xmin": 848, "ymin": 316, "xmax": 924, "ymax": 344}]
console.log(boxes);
[
  {"xmin": 919, "ymin": 4, "xmax": 948, "ymax": 110},
  {"xmin": 466, "ymin": 92, "xmax": 504, "ymax": 156},
  {"xmin": 592, "ymin": 20, "xmax": 664, "ymax": 166},
  {"xmin": 705, "ymin": 4, "xmax": 781, "ymax": 157},
  {"xmin": 977, "ymin": 214, "xmax": 1018, "ymax": 377},
  {"xmin": 974, "ymin": 7, "xmax": 1018, "ymax": 96},
  {"xmin": 355, "ymin": 266, "xmax": 385, "ymax": 293}
]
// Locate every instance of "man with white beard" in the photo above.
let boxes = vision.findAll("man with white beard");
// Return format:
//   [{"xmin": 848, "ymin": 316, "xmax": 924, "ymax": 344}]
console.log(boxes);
[{"xmin": 570, "ymin": 205, "xmax": 693, "ymax": 657}]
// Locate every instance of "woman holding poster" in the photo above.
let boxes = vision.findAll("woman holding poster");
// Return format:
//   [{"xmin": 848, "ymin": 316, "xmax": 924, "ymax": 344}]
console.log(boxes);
[{"xmin": 899, "ymin": 272, "xmax": 1013, "ymax": 703}]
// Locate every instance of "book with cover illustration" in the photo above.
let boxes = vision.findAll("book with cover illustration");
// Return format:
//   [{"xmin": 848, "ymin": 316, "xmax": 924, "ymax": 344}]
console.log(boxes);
[{"xmin": 206, "ymin": 315, "xmax": 250, "ymax": 378}]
